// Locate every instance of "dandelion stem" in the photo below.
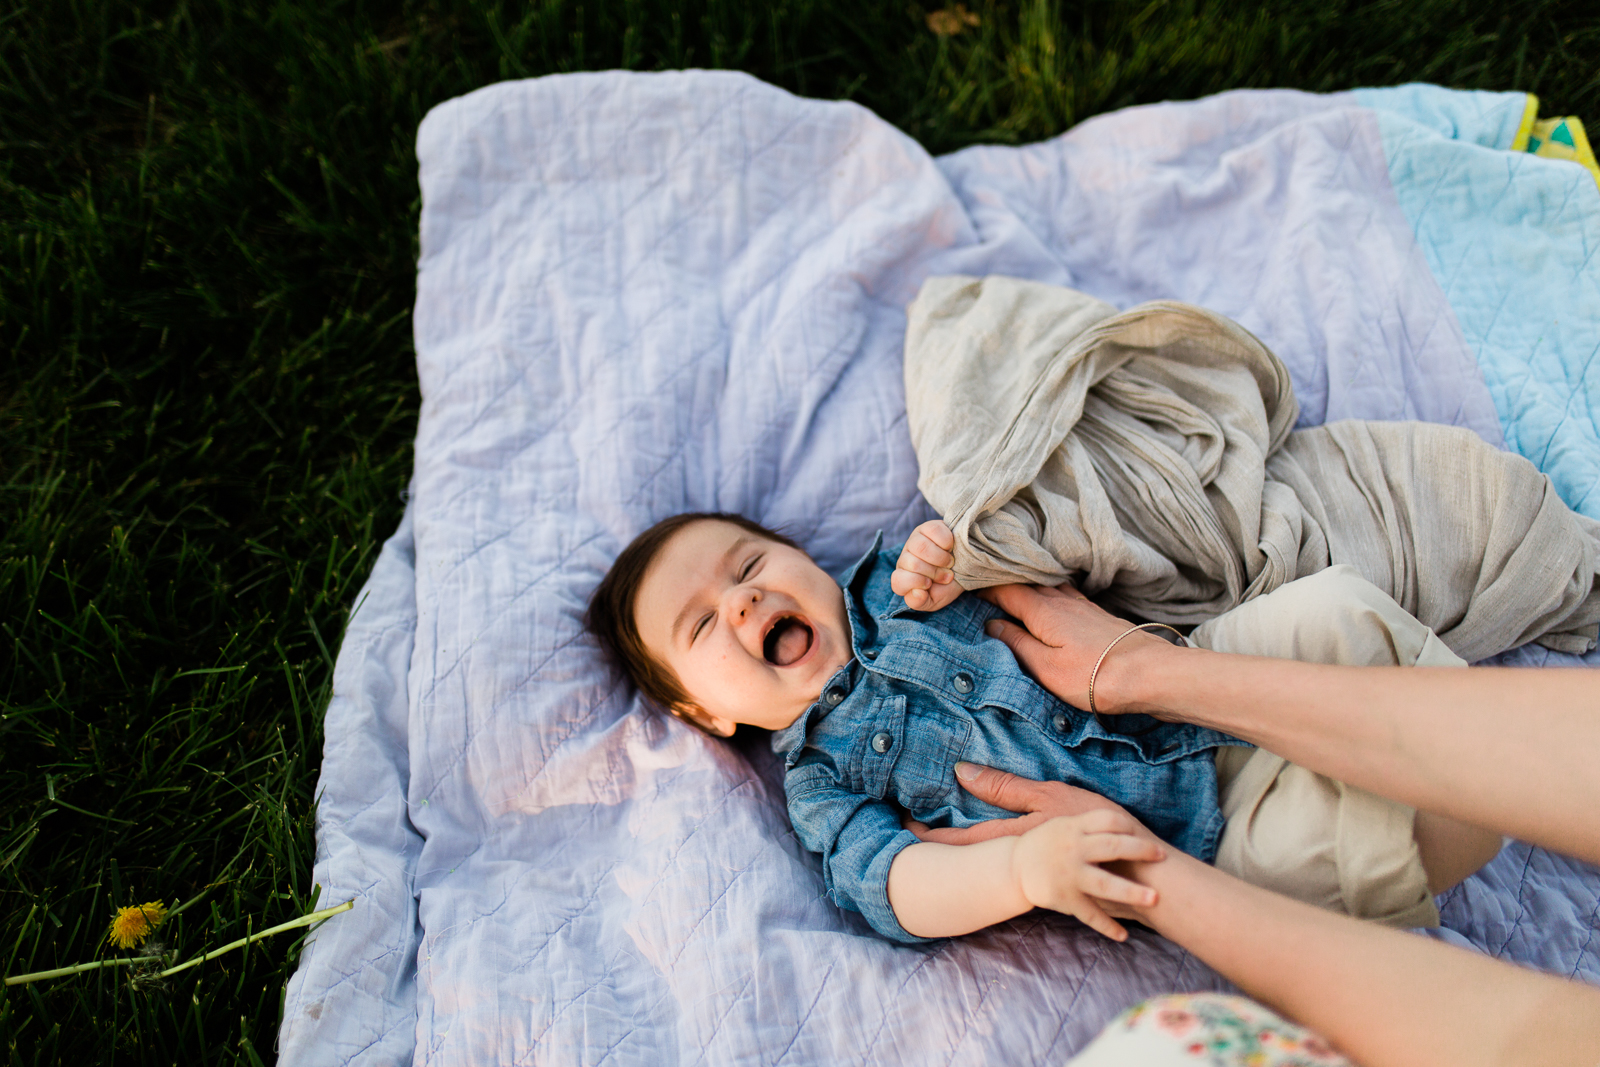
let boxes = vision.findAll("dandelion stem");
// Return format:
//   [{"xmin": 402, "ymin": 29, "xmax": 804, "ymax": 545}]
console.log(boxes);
[
  {"xmin": 156, "ymin": 899, "xmax": 353, "ymax": 979},
  {"xmin": 2, "ymin": 899, "xmax": 354, "ymax": 987},
  {"xmin": 6, "ymin": 956, "xmax": 164, "ymax": 986}
]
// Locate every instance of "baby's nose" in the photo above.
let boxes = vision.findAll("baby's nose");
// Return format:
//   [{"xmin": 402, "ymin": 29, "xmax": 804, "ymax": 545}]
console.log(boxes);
[{"xmin": 736, "ymin": 588, "xmax": 761, "ymax": 618}]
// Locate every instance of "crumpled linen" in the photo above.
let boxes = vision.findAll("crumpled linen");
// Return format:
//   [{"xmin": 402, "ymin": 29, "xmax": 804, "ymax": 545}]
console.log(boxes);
[{"xmin": 905, "ymin": 274, "xmax": 1600, "ymax": 662}]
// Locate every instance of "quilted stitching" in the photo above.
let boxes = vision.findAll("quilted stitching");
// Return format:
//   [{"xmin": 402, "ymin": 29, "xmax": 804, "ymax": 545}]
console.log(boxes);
[{"xmin": 282, "ymin": 72, "xmax": 1600, "ymax": 1066}]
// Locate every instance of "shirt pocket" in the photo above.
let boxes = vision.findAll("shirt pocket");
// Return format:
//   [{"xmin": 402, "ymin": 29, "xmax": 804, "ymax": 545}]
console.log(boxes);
[
  {"xmin": 892, "ymin": 704, "xmax": 971, "ymax": 806},
  {"xmin": 857, "ymin": 695, "xmax": 908, "ymax": 800}
]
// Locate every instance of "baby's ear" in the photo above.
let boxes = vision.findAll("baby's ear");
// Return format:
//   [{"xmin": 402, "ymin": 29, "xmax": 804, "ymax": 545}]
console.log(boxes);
[{"xmin": 672, "ymin": 702, "xmax": 736, "ymax": 738}]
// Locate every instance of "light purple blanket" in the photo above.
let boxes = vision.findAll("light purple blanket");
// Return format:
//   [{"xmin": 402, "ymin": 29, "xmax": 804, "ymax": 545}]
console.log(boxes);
[{"xmin": 280, "ymin": 72, "xmax": 1600, "ymax": 1065}]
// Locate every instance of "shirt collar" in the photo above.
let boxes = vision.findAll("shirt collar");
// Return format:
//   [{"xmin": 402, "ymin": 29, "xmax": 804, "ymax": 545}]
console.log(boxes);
[{"xmin": 769, "ymin": 661, "xmax": 859, "ymax": 767}]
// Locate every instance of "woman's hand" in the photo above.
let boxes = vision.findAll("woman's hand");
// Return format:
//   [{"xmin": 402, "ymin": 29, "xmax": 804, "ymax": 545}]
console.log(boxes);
[
  {"xmin": 978, "ymin": 583, "xmax": 1186, "ymax": 714},
  {"xmin": 905, "ymin": 763, "xmax": 1128, "ymax": 843},
  {"xmin": 891, "ymin": 519, "xmax": 963, "ymax": 611}
]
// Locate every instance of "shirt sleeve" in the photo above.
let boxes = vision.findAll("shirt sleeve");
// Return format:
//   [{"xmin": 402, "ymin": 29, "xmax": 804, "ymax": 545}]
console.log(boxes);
[{"xmin": 784, "ymin": 760, "xmax": 933, "ymax": 944}]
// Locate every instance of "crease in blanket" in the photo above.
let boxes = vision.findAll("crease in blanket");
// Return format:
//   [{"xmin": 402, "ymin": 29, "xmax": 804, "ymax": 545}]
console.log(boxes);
[{"xmin": 905, "ymin": 275, "xmax": 1600, "ymax": 663}]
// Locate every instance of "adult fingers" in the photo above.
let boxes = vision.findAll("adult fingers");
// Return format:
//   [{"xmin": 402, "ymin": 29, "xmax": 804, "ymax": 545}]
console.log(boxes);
[
  {"xmin": 974, "ymin": 582, "xmax": 1056, "ymax": 624},
  {"xmin": 951, "ymin": 763, "xmax": 1064, "ymax": 815},
  {"xmin": 986, "ymin": 618, "xmax": 1068, "ymax": 695},
  {"xmin": 982, "ymin": 618, "xmax": 1053, "ymax": 673},
  {"xmin": 908, "ymin": 812, "xmax": 1048, "ymax": 844}
]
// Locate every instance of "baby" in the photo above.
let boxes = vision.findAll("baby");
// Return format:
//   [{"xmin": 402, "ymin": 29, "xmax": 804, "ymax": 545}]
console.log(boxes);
[{"xmin": 587, "ymin": 512, "xmax": 1499, "ymax": 943}]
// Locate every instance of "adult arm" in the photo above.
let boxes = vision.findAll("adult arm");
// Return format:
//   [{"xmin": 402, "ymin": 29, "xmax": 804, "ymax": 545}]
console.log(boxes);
[
  {"xmin": 1120, "ymin": 841, "xmax": 1600, "ymax": 1067},
  {"xmin": 979, "ymin": 583, "xmax": 1600, "ymax": 865},
  {"xmin": 923, "ymin": 766, "xmax": 1600, "ymax": 1067}
]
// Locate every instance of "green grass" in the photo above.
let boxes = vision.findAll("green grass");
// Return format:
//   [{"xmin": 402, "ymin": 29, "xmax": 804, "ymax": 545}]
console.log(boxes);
[{"xmin": 1, "ymin": 0, "xmax": 1595, "ymax": 1061}]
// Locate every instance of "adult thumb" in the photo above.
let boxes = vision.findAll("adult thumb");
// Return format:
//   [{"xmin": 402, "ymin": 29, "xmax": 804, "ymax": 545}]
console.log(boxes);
[
  {"xmin": 953, "ymin": 762, "xmax": 1044, "ymax": 814},
  {"xmin": 984, "ymin": 617, "xmax": 1041, "ymax": 662}
]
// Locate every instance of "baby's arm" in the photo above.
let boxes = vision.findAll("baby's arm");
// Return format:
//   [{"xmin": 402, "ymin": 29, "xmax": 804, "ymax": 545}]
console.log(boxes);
[
  {"xmin": 891, "ymin": 519, "xmax": 963, "ymax": 611},
  {"xmin": 885, "ymin": 810, "xmax": 1164, "ymax": 941}
]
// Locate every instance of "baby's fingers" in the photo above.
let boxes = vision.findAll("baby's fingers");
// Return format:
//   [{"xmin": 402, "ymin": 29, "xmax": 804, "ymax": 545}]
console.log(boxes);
[
  {"xmin": 1071, "ymin": 896, "xmax": 1130, "ymax": 942},
  {"xmin": 897, "ymin": 548, "xmax": 952, "ymax": 586},
  {"xmin": 890, "ymin": 564, "xmax": 933, "ymax": 595},
  {"xmin": 1080, "ymin": 831, "xmax": 1166, "ymax": 866},
  {"xmin": 893, "ymin": 554, "xmax": 962, "ymax": 612},
  {"xmin": 1080, "ymin": 867, "xmax": 1158, "ymax": 911},
  {"xmin": 906, "ymin": 528, "xmax": 955, "ymax": 572},
  {"xmin": 913, "ymin": 519, "xmax": 957, "ymax": 552}
]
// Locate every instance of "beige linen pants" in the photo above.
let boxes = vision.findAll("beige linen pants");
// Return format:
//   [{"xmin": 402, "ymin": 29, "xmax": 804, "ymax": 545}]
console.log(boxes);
[{"xmin": 1188, "ymin": 565, "xmax": 1469, "ymax": 927}]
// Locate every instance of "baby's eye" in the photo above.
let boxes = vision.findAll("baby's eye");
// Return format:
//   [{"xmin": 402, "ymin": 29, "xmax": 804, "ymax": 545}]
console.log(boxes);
[
  {"xmin": 691, "ymin": 613, "xmax": 713, "ymax": 643},
  {"xmin": 739, "ymin": 554, "xmax": 762, "ymax": 581}
]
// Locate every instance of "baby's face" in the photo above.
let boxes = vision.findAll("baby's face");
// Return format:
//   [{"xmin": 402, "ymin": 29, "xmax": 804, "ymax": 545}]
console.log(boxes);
[{"xmin": 635, "ymin": 519, "xmax": 852, "ymax": 735}]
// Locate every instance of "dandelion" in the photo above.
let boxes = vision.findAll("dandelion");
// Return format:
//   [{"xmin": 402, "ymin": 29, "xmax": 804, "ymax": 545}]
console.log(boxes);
[
  {"xmin": 926, "ymin": 4, "xmax": 980, "ymax": 36},
  {"xmin": 9, "ymin": 897, "xmax": 352, "ymax": 988},
  {"xmin": 107, "ymin": 901, "xmax": 168, "ymax": 949}
]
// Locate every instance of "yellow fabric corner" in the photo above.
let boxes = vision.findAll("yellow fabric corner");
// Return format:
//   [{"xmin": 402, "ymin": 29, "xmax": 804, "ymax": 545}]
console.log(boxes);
[
  {"xmin": 1527, "ymin": 116, "xmax": 1600, "ymax": 191},
  {"xmin": 1511, "ymin": 93, "xmax": 1540, "ymax": 152}
]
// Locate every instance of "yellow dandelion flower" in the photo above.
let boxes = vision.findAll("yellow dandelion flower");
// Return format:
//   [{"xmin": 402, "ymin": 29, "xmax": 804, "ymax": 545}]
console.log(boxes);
[{"xmin": 107, "ymin": 901, "xmax": 168, "ymax": 949}]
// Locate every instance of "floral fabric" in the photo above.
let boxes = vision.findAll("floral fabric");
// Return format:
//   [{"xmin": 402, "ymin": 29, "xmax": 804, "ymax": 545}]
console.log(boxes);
[{"xmin": 1068, "ymin": 993, "xmax": 1352, "ymax": 1067}]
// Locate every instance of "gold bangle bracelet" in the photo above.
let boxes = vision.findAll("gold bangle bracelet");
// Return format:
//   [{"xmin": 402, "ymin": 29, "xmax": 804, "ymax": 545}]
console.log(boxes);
[{"xmin": 1087, "ymin": 622, "xmax": 1185, "ymax": 716}]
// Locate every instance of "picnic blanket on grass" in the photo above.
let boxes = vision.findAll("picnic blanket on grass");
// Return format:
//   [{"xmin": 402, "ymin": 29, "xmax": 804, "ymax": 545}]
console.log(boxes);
[{"xmin": 280, "ymin": 72, "xmax": 1600, "ymax": 1066}]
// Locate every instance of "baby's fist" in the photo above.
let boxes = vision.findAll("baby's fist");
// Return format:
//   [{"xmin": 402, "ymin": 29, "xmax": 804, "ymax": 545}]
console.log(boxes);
[{"xmin": 891, "ymin": 520, "xmax": 962, "ymax": 611}]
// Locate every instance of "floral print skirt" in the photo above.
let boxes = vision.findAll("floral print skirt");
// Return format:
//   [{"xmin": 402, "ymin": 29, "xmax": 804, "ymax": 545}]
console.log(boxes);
[{"xmin": 1067, "ymin": 993, "xmax": 1352, "ymax": 1067}]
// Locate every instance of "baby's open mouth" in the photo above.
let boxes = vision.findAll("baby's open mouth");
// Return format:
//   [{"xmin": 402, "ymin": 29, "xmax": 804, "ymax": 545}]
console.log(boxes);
[{"xmin": 763, "ymin": 615, "xmax": 814, "ymax": 667}]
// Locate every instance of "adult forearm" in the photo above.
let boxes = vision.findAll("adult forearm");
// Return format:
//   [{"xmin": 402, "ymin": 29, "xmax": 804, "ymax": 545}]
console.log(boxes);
[
  {"xmin": 886, "ymin": 839, "xmax": 1027, "ymax": 938},
  {"xmin": 1112, "ymin": 646, "xmax": 1600, "ymax": 864},
  {"xmin": 980, "ymin": 582, "xmax": 1600, "ymax": 863},
  {"xmin": 1124, "ymin": 850, "xmax": 1600, "ymax": 1067}
]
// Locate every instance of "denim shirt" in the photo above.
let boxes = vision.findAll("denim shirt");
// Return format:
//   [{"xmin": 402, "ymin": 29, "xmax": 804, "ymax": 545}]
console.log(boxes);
[{"xmin": 770, "ymin": 534, "xmax": 1246, "ymax": 944}]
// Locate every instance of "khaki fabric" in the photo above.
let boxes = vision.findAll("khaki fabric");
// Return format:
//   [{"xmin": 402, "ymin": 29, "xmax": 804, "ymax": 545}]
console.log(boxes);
[
  {"xmin": 1191, "ymin": 565, "xmax": 1476, "ymax": 927},
  {"xmin": 904, "ymin": 274, "xmax": 1600, "ymax": 662}
]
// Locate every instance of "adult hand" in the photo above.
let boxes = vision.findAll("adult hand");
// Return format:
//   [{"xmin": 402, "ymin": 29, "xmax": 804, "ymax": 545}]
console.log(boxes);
[
  {"xmin": 978, "ymin": 582, "xmax": 1180, "ymax": 714},
  {"xmin": 905, "ymin": 762, "xmax": 1131, "ymax": 844}
]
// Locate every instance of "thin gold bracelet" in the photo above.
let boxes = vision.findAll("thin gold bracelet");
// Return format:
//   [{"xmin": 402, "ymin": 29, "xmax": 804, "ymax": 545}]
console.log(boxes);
[{"xmin": 1087, "ymin": 622, "xmax": 1185, "ymax": 716}]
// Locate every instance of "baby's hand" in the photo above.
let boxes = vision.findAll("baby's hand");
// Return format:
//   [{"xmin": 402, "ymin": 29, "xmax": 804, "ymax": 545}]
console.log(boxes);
[
  {"xmin": 1011, "ymin": 810, "xmax": 1165, "ymax": 941},
  {"xmin": 891, "ymin": 520, "xmax": 962, "ymax": 611}
]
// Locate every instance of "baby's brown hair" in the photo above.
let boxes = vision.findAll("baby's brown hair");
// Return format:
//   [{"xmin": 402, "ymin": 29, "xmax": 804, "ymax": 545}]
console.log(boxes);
[{"xmin": 585, "ymin": 512, "xmax": 801, "ymax": 732}]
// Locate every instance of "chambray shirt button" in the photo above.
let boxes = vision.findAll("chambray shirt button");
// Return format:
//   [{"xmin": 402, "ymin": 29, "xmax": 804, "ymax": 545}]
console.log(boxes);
[
  {"xmin": 1051, "ymin": 712, "xmax": 1070, "ymax": 733},
  {"xmin": 863, "ymin": 649, "xmax": 878, "ymax": 659},
  {"xmin": 952, "ymin": 672, "xmax": 974, "ymax": 694},
  {"xmin": 825, "ymin": 688, "xmax": 845, "ymax": 706},
  {"xmin": 871, "ymin": 731, "xmax": 894, "ymax": 754}
]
